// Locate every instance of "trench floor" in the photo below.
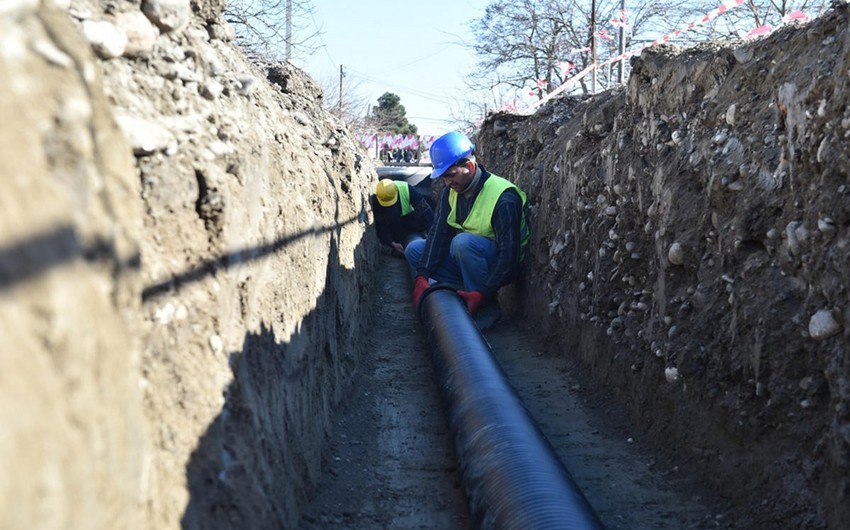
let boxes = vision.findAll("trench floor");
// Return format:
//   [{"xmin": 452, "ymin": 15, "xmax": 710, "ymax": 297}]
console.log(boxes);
[{"xmin": 300, "ymin": 253, "xmax": 742, "ymax": 529}]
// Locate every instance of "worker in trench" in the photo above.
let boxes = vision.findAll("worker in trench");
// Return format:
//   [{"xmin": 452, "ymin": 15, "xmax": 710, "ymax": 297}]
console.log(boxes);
[
  {"xmin": 406, "ymin": 131, "xmax": 529, "ymax": 328},
  {"xmin": 370, "ymin": 178, "xmax": 435, "ymax": 257}
]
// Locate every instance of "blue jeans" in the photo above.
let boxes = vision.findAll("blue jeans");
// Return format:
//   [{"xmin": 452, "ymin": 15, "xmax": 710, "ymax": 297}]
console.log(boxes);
[{"xmin": 404, "ymin": 232, "xmax": 497, "ymax": 293}]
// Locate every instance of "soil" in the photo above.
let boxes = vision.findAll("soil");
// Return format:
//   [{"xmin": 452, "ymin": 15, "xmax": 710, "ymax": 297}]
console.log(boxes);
[
  {"xmin": 300, "ymin": 252, "xmax": 468, "ymax": 529},
  {"xmin": 473, "ymin": 8, "xmax": 850, "ymax": 528},
  {"xmin": 300, "ymin": 253, "xmax": 756, "ymax": 529},
  {"xmin": 4, "ymin": 2, "xmax": 849, "ymax": 529}
]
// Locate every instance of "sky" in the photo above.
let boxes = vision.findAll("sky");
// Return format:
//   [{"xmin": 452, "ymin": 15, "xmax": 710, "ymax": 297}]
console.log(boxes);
[{"xmin": 294, "ymin": 0, "xmax": 492, "ymax": 137}]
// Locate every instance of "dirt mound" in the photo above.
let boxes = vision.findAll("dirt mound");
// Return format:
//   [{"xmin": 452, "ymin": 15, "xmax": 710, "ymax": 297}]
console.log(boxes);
[
  {"xmin": 2, "ymin": 1, "xmax": 376, "ymax": 528},
  {"xmin": 478, "ymin": 6, "xmax": 850, "ymax": 528}
]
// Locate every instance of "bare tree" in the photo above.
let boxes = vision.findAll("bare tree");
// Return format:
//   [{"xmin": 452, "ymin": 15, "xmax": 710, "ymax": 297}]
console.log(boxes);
[
  {"xmin": 472, "ymin": 0, "xmax": 574, "ymax": 96},
  {"xmin": 688, "ymin": 0, "xmax": 830, "ymax": 40},
  {"xmin": 225, "ymin": 0, "xmax": 321, "ymax": 62},
  {"xmin": 470, "ymin": 0, "xmax": 700, "ymax": 99},
  {"xmin": 470, "ymin": 0, "xmax": 832, "ymax": 105},
  {"xmin": 314, "ymin": 69, "xmax": 373, "ymax": 134}
]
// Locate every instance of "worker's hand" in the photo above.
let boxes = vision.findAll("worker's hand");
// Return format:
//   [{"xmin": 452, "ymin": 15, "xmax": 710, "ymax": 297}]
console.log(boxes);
[
  {"xmin": 391, "ymin": 242, "xmax": 404, "ymax": 254},
  {"xmin": 457, "ymin": 290, "xmax": 485, "ymax": 315},
  {"xmin": 412, "ymin": 276, "xmax": 430, "ymax": 311}
]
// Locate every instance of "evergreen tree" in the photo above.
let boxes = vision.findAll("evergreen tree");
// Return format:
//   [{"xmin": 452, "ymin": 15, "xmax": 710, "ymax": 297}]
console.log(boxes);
[{"xmin": 369, "ymin": 92, "xmax": 418, "ymax": 135}]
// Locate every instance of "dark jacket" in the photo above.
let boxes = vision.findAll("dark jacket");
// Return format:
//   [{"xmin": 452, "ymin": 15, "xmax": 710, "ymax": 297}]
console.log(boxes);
[
  {"xmin": 416, "ymin": 167, "xmax": 526, "ymax": 296},
  {"xmin": 370, "ymin": 183, "xmax": 434, "ymax": 248}
]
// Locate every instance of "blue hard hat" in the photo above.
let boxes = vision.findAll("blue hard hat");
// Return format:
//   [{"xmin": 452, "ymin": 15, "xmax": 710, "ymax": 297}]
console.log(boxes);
[{"xmin": 429, "ymin": 131, "xmax": 474, "ymax": 179}]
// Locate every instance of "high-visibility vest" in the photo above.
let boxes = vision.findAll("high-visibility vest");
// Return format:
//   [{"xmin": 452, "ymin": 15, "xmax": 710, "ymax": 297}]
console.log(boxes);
[
  {"xmin": 396, "ymin": 181, "xmax": 413, "ymax": 216},
  {"xmin": 447, "ymin": 174, "xmax": 529, "ymax": 252}
]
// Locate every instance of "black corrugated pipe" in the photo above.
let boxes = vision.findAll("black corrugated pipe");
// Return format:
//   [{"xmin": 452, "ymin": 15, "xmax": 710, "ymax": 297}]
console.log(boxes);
[{"xmin": 417, "ymin": 285, "xmax": 604, "ymax": 530}]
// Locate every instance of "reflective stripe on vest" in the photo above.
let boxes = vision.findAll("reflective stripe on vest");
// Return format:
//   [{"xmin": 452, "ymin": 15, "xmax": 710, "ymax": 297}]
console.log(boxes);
[
  {"xmin": 397, "ymin": 181, "xmax": 413, "ymax": 216},
  {"xmin": 447, "ymin": 174, "xmax": 529, "ymax": 250}
]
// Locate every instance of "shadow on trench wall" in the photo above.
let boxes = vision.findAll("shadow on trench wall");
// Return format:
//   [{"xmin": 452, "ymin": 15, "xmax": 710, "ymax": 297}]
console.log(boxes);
[
  {"xmin": 179, "ymin": 233, "xmax": 376, "ymax": 530},
  {"xmin": 0, "ymin": 224, "xmax": 140, "ymax": 291},
  {"xmin": 142, "ymin": 208, "xmax": 368, "ymax": 302}
]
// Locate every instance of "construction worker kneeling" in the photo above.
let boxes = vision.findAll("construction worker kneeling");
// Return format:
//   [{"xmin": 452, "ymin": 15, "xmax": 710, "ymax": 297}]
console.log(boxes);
[
  {"xmin": 370, "ymin": 178, "xmax": 435, "ymax": 257},
  {"xmin": 407, "ymin": 131, "xmax": 529, "ymax": 330}
]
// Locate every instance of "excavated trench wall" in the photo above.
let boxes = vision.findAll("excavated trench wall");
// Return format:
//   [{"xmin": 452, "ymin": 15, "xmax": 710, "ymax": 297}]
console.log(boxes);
[
  {"xmin": 2, "ymin": 1, "xmax": 376, "ymax": 529},
  {"xmin": 478, "ymin": 6, "xmax": 850, "ymax": 528},
  {"xmin": 6, "ymin": 1, "xmax": 850, "ymax": 529}
]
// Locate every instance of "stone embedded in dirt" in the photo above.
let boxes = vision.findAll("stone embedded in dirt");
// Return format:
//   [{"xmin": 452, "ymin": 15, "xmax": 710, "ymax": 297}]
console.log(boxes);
[
  {"xmin": 725, "ymin": 104, "xmax": 736, "ymax": 126},
  {"xmin": 114, "ymin": 113, "xmax": 175, "ymax": 155},
  {"xmin": 808, "ymin": 309, "xmax": 840, "ymax": 340},
  {"xmin": 784, "ymin": 220, "xmax": 804, "ymax": 256},
  {"xmin": 82, "ymin": 19, "xmax": 127, "ymax": 58},
  {"xmin": 114, "ymin": 11, "xmax": 159, "ymax": 57},
  {"xmin": 142, "ymin": 0, "xmax": 191, "ymax": 33},
  {"xmin": 818, "ymin": 217, "xmax": 837, "ymax": 239},
  {"xmin": 668, "ymin": 242, "xmax": 685, "ymax": 265}
]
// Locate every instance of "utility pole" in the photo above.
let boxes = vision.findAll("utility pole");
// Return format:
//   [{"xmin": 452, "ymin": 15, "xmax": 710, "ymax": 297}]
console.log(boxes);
[
  {"xmin": 285, "ymin": 0, "xmax": 292, "ymax": 60},
  {"xmin": 338, "ymin": 65, "xmax": 344, "ymax": 120},
  {"xmin": 590, "ymin": 0, "xmax": 597, "ymax": 94},
  {"xmin": 617, "ymin": 0, "xmax": 626, "ymax": 83}
]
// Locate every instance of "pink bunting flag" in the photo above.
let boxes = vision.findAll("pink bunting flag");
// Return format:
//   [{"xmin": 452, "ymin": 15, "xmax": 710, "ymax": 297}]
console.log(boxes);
[
  {"xmin": 596, "ymin": 29, "xmax": 614, "ymax": 41},
  {"xmin": 745, "ymin": 24, "xmax": 773, "ymax": 39},
  {"xmin": 783, "ymin": 10, "xmax": 810, "ymax": 24},
  {"xmin": 610, "ymin": 10, "xmax": 629, "ymax": 30}
]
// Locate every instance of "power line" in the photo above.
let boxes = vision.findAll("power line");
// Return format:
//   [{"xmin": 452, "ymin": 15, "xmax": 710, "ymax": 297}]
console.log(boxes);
[
  {"xmin": 308, "ymin": 9, "xmax": 335, "ymax": 68},
  {"xmin": 343, "ymin": 67, "xmax": 458, "ymax": 104},
  {"xmin": 407, "ymin": 115, "xmax": 457, "ymax": 124},
  {"xmin": 367, "ymin": 42, "xmax": 458, "ymax": 76}
]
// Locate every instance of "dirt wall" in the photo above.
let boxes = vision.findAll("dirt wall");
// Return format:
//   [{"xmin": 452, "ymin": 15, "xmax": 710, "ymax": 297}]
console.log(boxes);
[
  {"xmin": 1, "ymin": 1, "xmax": 377, "ymax": 529},
  {"xmin": 478, "ymin": 6, "xmax": 850, "ymax": 528},
  {"xmin": 7, "ymin": 1, "xmax": 850, "ymax": 528}
]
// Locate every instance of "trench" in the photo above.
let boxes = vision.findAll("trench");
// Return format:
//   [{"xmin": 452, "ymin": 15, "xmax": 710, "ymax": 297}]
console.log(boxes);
[
  {"xmin": 299, "ymin": 251, "xmax": 739, "ymax": 530},
  {"xmin": 417, "ymin": 284, "xmax": 603, "ymax": 529}
]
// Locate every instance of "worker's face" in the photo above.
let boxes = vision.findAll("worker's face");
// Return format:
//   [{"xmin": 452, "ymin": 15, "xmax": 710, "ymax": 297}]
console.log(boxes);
[{"xmin": 441, "ymin": 160, "xmax": 475, "ymax": 191}]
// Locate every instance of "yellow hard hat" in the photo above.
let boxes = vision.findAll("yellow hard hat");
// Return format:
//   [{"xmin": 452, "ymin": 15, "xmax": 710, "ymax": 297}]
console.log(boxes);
[{"xmin": 376, "ymin": 179, "xmax": 398, "ymax": 207}]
